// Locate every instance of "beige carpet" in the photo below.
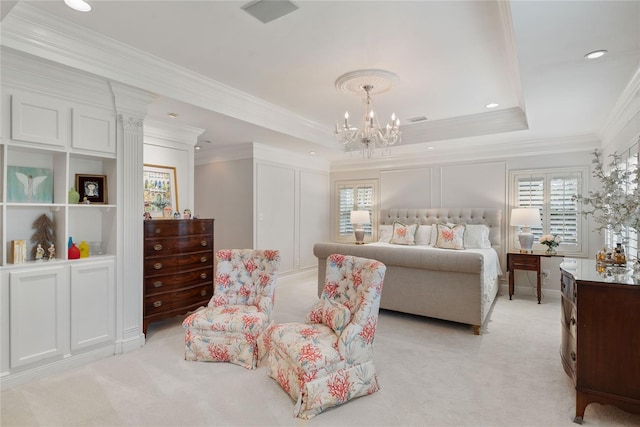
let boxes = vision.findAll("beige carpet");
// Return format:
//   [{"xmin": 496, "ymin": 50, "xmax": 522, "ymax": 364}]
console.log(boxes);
[{"xmin": 2, "ymin": 272, "xmax": 640, "ymax": 427}]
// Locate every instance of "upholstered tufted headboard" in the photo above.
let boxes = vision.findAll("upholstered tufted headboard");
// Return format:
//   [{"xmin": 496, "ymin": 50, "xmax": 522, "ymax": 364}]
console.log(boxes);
[{"xmin": 379, "ymin": 208, "xmax": 502, "ymax": 252}]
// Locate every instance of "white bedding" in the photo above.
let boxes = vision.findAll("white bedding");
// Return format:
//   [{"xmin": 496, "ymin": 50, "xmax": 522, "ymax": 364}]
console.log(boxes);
[{"xmin": 364, "ymin": 242, "xmax": 503, "ymax": 302}]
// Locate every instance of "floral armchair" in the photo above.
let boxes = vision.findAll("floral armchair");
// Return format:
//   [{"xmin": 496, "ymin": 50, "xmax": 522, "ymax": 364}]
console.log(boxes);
[
  {"xmin": 260, "ymin": 254, "xmax": 386, "ymax": 419},
  {"xmin": 183, "ymin": 249, "xmax": 280, "ymax": 369}
]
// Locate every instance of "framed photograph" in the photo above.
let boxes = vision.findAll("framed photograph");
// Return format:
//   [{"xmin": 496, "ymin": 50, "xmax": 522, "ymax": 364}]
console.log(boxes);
[
  {"xmin": 76, "ymin": 174, "xmax": 107, "ymax": 204},
  {"xmin": 7, "ymin": 166, "xmax": 53, "ymax": 203},
  {"xmin": 143, "ymin": 164, "xmax": 179, "ymax": 218}
]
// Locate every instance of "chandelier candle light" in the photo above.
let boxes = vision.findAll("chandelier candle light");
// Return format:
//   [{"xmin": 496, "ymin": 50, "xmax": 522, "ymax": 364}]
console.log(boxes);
[{"xmin": 335, "ymin": 69, "xmax": 401, "ymax": 158}]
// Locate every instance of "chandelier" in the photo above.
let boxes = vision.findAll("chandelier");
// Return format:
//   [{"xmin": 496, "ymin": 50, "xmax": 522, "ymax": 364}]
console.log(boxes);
[{"xmin": 334, "ymin": 69, "xmax": 401, "ymax": 158}]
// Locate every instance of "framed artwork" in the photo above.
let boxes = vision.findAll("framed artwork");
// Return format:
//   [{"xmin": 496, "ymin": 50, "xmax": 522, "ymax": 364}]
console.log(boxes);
[
  {"xmin": 76, "ymin": 174, "xmax": 107, "ymax": 204},
  {"xmin": 143, "ymin": 164, "xmax": 179, "ymax": 218},
  {"xmin": 7, "ymin": 166, "xmax": 54, "ymax": 203}
]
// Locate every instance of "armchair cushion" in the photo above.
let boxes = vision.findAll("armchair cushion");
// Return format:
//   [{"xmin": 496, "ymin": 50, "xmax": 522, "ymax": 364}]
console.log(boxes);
[
  {"xmin": 183, "ymin": 304, "xmax": 269, "ymax": 334},
  {"xmin": 306, "ymin": 298, "xmax": 352, "ymax": 334}
]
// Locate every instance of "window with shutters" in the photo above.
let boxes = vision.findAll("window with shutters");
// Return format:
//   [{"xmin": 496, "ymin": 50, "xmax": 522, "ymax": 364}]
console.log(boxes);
[
  {"xmin": 510, "ymin": 168, "xmax": 587, "ymax": 255},
  {"xmin": 335, "ymin": 180, "xmax": 377, "ymax": 243}
]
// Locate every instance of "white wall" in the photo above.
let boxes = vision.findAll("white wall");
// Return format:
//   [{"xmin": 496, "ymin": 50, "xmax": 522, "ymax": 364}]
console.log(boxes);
[
  {"xmin": 194, "ymin": 157, "xmax": 254, "ymax": 255},
  {"xmin": 194, "ymin": 143, "xmax": 330, "ymax": 276},
  {"xmin": 143, "ymin": 119, "xmax": 202, "ymax": 214}
]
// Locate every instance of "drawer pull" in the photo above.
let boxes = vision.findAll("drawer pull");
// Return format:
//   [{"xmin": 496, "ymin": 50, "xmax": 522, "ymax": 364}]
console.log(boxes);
[
  {"xmin": 200, "ymin": 256, "xmax": 207, "ymax": 263},
  {"xmin": 570, "ymin": 351, "xmax": 576, "ymax": 361},
  {"xmin": 155, "ymin": 228, "xmax": 161, "ymax": 234},
  {"xmin": 153, "ymin": 301, "xmax": 162, "ymax": 308},
  {"xmin": 153, "ymin": 281, "xmax": 163, "ymax": 288},
  {"xmin": 570, "ymin": 317, "xmax": 576, "ymax": 325},
  {"xmin": 200, "ymin": 273, "xmax": 207, "ymax": 279},
  {"xmin": 153, "ymin": 263, "xmax": 163, "ymax": 270},
  {"xmin": 201, "ymin": 240, "xmax": 207, "ymax": 247},
  {"xmin": 153, "ymin": 244, "xmax": 163, "ymax": 251},
  {"xmin": 200, "ymin": 289, "xmax": 207, "ymax": 296}
]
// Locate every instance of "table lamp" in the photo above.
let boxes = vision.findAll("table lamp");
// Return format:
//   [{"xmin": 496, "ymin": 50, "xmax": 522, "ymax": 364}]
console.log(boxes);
[
  {"xmin": 510, "ymin": 208, "xmax": 541, "ymax": 253},
  {"xmin": 350, "ymin": 210, "xmax": 371, "ymax": 245}
]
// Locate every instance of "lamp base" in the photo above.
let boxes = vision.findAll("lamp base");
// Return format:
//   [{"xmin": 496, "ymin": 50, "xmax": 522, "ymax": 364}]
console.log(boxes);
[
  {"xmin": 354, "ymin": 229, "xmax": 365, "ymax": 245},
  {"xmin": 518, "ymin": 230, "xmax": 534, "ymax": 254}
]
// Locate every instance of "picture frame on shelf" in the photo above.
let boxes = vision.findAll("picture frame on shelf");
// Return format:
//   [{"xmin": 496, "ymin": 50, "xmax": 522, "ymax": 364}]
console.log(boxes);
[
  {"xmin": 143, "ymin": 164, "xmax": 178, "ymax": 218},
  {"xmin": 7, "ymin": 166, "xmax": 53, "ymax": 203},
  {"xmin": 76, "ymin": 174, "xmax": 107, "ymax": 204}
]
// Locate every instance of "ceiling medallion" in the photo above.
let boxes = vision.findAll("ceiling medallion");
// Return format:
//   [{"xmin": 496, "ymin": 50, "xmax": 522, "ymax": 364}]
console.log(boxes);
[{"xmin": 334, "ymin": 69, "xmax": 401, "ymax": 158}]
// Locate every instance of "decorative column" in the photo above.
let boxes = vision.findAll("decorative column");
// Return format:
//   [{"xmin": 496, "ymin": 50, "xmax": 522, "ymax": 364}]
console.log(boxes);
[{"xmin": 110, "ymin": 82, "xmax": 155, "ymax": 353}]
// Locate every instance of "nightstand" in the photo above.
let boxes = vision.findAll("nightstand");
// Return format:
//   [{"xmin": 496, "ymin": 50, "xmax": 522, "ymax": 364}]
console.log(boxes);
[{"xmin": 507, "ymin": 251, "xmax": 564, "ymax": 303}]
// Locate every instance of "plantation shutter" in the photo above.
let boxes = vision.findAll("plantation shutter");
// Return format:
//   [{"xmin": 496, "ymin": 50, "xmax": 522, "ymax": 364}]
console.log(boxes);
[
  {"xmin": 549, "ymin": 175, "xmax": 579, "ymax": 244},
  {"xmin": 516, "ymin": 176, "xmax": 544, "ymax": 240},
  {"xmin": 338, "ymin": 182, "xmax": 375, "ymax": 238}
]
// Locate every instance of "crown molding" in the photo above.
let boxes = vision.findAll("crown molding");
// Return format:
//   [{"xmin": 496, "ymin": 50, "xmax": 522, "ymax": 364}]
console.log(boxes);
[
  {"xmin": 398, "ymin": 107, "xmax": 528, "ymax": 145},
  {"xmin": 1, "ymin": 3, "xmax": 336, "ymax": 149},
  {"xmin": 599, "ymin": 66, "xmax": 640, "ymax": 152},
  {"xmin": 144, "ymin": 117, "xmax": 205, "ymax": 147},
  {"xmin": 331, "ymin": 133, "xmax": 599, "ymax": 172}
]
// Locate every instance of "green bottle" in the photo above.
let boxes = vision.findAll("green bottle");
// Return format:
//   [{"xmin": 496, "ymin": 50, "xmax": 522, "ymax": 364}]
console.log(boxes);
[{"xmin": 68, "ymin": 187, "xmax": 80, "ymax": 204}]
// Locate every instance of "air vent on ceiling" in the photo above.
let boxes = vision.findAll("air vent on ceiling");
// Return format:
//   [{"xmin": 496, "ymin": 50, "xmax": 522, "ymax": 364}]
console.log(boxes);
[
  {"xmin": 407, "ymin": 116, "xmax": 428, "ymax": 123},
  {"xmin": 242, "ymin": 0, "xmax": 299, "ymax": 24}
]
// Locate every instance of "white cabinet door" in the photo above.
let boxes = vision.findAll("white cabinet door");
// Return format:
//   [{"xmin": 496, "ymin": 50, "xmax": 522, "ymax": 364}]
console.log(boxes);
[
  {"xmin": 11, "ymin": 94, "xmax": 69, "ymax": 147},
  {"xmin": 9, "ymin": 266, "xmax": 69, "ymax": 368},
  {"xmin": 70, "ymin": 260, "xmax": 115, "ymax": 351},
  {"xmin": 72, "ymin": 109, "xmax": 116, "ymax": 154}
]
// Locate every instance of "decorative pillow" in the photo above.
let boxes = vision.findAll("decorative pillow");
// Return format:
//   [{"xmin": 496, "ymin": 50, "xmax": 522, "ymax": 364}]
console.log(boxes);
[
  {"xmin": 378, "ymin": 225, "xmax": 393, "ymax": 243},
  {"xmin": 390, "ymin": 221, "xmax": 418, "ymax": 245},
  {"xmin": 306, "ymin": 299, "xmax": 351, "ymax": 333},
  {"xmin": 464, "ymin": 224, "xmax": 492, "ymax": 249},
  {"xmin": 430, "ymin": 222, "xmax": 455, "ymax": 246},
  {"xmin": 434, "ymin": 223, "xmax": 466, "ymax": 250},
  {"xmin": 414, "ymin": 225, "xmax": 432, "ymax": 245}
]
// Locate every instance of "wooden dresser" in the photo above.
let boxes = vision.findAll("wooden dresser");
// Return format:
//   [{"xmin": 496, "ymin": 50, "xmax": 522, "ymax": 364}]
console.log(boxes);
[
  {"xmin": 143, "ymin": 219, "xmax": 214, "ymax": 334},
  {"xmin": 560, "ymin": 258, "xmax": 640, "ymax": 423}
]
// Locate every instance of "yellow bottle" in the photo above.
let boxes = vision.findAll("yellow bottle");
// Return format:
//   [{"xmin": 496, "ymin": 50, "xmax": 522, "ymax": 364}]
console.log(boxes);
[{"xmin": 79, "ymin": 241, "xmax": 90, "ymax": 258}]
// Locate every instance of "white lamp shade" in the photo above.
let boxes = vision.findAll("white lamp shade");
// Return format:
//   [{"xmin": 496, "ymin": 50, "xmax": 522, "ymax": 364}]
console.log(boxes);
[
  {"xmin": 510, "ymin": 208, "xmax": 541, "ymax": 227},
  {"xmin": 350, "ymin": 210, "xmax": 371, "ymax": 225}
]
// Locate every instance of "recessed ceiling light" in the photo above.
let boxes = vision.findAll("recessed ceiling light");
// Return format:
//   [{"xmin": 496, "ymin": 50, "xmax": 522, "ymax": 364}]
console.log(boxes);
[
  {"xmin": 64, "ymin": 0, "xmax": 92, "ymax": 12},
  {"xmin": 427, "ymin": 146, "xmax": 434, "ymax": 150},
  {"xmin": 485, "ymin": 103, "xmax": 499, "ymax": 109},
  {"xmin": 168, "ymin": 113, "xmax": 178, "ymax": 118},
  {"xmin": 585, "ymin": 50, "xmax": 608, "ymax": 60},
  {"xmin": 195, "ymin": 146, "xmax": 201, "ymax": 150},
  {"xmin": 309, "ymin": 151, "xmax": 316, "ymax": 155}
]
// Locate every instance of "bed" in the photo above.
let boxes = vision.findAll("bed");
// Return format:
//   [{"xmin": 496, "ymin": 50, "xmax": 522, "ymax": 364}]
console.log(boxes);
[{"xmin": 313, "ymin": 208, "xmax": 503, "ymax": 334}]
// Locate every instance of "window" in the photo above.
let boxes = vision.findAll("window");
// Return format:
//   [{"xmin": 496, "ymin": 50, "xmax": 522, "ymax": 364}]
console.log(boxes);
[
  {"xmin": 335, "ymin": 180, "xmax": 377, "ymax": 243},
  {"xmin": 510, "ymin": 168, "xmax": 586, "ymax": 255}
]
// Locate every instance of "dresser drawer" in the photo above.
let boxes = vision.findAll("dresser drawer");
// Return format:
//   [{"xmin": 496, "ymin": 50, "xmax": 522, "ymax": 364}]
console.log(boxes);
[
  {"xmin": 144, "ymin": 284, "xmax": 211, "ymax": 317},
  {"xmin": 144, "ymin": 219, "xmax": 213, "ymax": 238},
  {"xmin": 561, "ymin": 271, "xmax": 577, "ymax": 303},
  {"xmin": 144, "ymin": 267, "xmax": 213, "ymax": 295},
  {"xmin": 561, "ymin": 296, "xmax": 577, "ymax": 339},
  {"xmin": 144, "ymin": 251, "xmax": 213, "ymax": 276},
  {"xmin": 561, "ymin": 325, "xmax": 577, "ymax": 381},
  {"xmin": 144, "ymin": 235, "xmax": 213, "ymax": 257}
]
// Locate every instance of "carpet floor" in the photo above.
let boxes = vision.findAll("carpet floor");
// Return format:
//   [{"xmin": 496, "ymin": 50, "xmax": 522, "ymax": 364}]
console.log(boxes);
[{"xmin": 2, "ymin": 272, "xmax": 640, "ymax": 427}]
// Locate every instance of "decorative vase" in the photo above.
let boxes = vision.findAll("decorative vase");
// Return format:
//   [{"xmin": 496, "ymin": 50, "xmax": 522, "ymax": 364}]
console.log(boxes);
[
  {"xmin": 68, "ymin": 243, "xmax": 80, "ymax": 259},
  {"xmin": 545, "ymin": 246, "xmax": 556, "ymax": 255},
  {"xmin": 78, "ymin": 241, "xmax": 90, "ymax": 258},
  {"xmin": 68, "ymin": 187, "xmax": 80, "ymax": 204}
]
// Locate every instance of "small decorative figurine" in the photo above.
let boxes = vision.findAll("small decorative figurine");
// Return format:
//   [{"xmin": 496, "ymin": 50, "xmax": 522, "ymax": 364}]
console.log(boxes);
[
  {"xmin": 143, "ymin": 212, "xmax": 152, "ymax": 220},
  {"xmin": 35, "ymin": 244, "xmax": 45, "ymax": 261},
  {"xmin": 183, "ymin": 208, "xmax": 192, "ymax": 219},
  {"xmin": 48, "ymin": 243, "xmax": 56, "ymax": 260},
  {"xmin": 174, "ymin": 212, "xmax": 181, "ymax": 219},
  {"xmin": 82, "ymin": 197, "xmax": 91, "ymax": 205}
]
